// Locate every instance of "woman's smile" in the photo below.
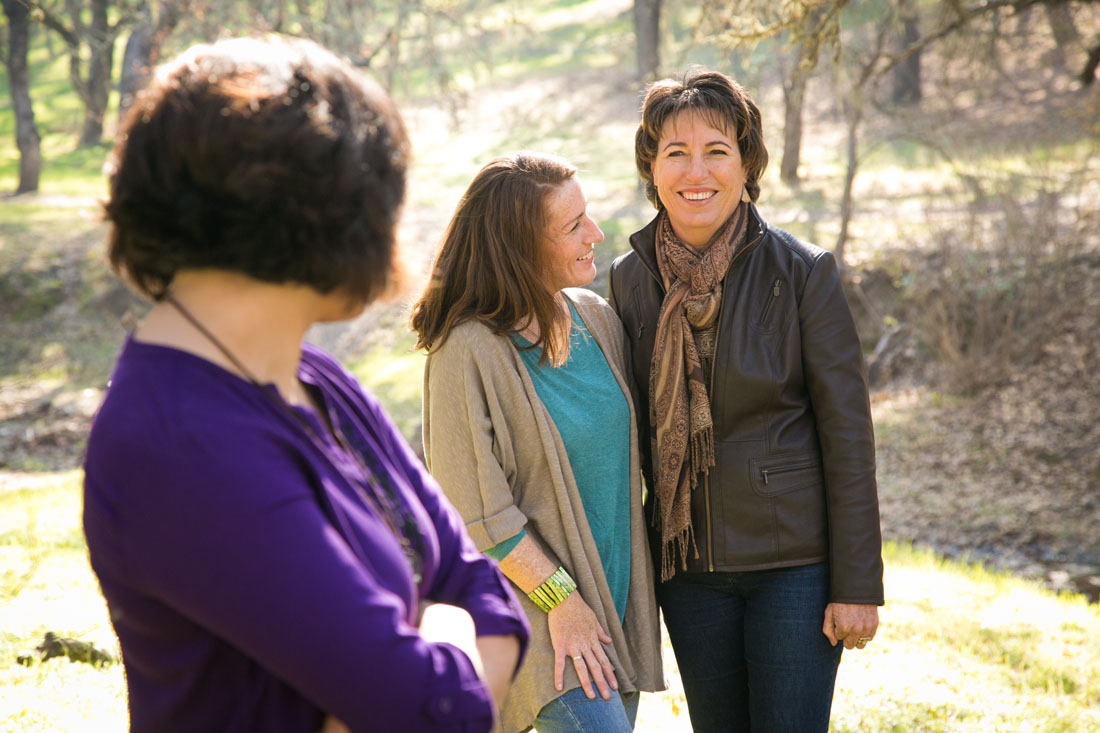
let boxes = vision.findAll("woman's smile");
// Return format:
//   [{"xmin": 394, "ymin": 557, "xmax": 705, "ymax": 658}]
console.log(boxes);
[{"xmin": 651, "ymin": 110, "xmax": 748, "ymax": 249}]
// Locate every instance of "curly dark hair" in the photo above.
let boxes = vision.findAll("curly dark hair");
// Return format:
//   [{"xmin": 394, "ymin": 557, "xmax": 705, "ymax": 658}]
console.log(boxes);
[
  {"xmin": 104, "ymin": 36, "xmax": 409, "ymax": 303},
  {"xmin": 635, "ymin": 68, "xmax": 768, "ymax": 209}
]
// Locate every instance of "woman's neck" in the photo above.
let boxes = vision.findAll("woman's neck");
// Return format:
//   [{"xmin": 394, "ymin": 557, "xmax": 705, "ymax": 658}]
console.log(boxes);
[
  {"xmin": 135, "ymin": 271, "xmax": 321, "ymax": 404},
  {"xmin": 515, "ymin": 291, "xmax": 567, "ymax": 342}
]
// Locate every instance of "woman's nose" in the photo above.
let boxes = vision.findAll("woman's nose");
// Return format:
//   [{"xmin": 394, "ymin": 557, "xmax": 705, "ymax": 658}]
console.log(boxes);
[
  {"xmin": 586, "ymin": 216, "xmax": 604, "ymax": 243},
  {"xmin": 686, "ymin": 154, "xmax": 707, "ymax": 180}
]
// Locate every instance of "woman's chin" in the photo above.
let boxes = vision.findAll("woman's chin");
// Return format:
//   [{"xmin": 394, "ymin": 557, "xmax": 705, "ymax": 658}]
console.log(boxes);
[
  {"xmin": 577, "ymin": 264, "xmax": 597, "ymax": 288},
  {"xmin": 316, "ymin": 293, "xmax": 368, "ymax": 323}
]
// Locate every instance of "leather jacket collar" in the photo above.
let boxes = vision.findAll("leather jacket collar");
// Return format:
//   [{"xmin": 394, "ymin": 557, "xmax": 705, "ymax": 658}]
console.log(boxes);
[{"xmin": 627, "ymin": 202, "xmax": 770, "ymax": 286}]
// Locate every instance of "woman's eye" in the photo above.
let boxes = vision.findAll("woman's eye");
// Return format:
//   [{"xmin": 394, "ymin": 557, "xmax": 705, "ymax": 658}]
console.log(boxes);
[
  {"xmin": 709, "ymin": 149, "xmax": 728, "ymax": 156},
  {"xmin": 667, "ymin": 150, "xmax": 685, "ymax": 157}
]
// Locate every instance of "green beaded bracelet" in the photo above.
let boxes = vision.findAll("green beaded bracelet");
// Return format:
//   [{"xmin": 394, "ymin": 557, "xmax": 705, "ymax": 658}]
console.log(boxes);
[{"xmin": 528, "ymin": 566, "xmax": 577, "ymax": 613}]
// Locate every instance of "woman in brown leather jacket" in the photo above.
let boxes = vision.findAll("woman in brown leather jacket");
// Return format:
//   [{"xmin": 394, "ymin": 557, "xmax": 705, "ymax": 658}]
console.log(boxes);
[{"xmin": 608, "ymin": 68, "xmax": 884, "ymax": 732}]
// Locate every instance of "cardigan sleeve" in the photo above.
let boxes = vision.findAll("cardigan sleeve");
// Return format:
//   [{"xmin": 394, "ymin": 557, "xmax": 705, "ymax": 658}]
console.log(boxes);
[{"xmin": 423, "ymin": 329, "xmax": 530, "ymax": 551}]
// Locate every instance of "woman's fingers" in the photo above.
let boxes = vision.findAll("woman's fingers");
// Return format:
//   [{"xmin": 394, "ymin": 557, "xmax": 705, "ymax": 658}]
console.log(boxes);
[
  {"xmin": 547, "ymin": 593, "xmax": 618, "ymax": 698},
  {"xmin": 571, "ymin": 652, "xmax": 597, "ymax": 699},
  {"xmin": 572, "ymin": 649, "xmax": 615, "ymax": 700},
  {"xmin": 554, "ymin": 651, "xmax": 566, "ymax": 691},
  {"xmin": 596, "ymin": 646, "xmax": 618, "ymax": 691},
  {"xmin": 824, "ymin": 602, "xmax": 879, "ymax": 650}
]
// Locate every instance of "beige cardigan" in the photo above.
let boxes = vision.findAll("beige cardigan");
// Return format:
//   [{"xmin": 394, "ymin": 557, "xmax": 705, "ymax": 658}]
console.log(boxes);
[{"xmin": 422, "ymin": 287, "xmax": 665, "ymax": 732}]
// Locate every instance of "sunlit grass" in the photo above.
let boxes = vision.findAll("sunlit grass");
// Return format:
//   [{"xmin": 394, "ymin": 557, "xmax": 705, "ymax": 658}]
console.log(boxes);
[
  {"xmin": 0, "ymin": 472, "xmax": 125, "ymax": 733},
  {"xmin": 3, "ymin": 473, "xmax": 1098, "ymax": 733},
  {"xmin": 830, "ymin": 543, "xmax": 1100, "ymax": 732}
]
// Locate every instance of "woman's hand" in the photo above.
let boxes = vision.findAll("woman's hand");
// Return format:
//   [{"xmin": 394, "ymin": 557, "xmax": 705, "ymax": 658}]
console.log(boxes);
[
  {"xmin": 494, "ymin": 535, "xmax": 618, "ymax": 699},
  {"xmin": 319, "ymin": 716, "xmax": 350, "ymax": 733},
  {"xmin": 822, "ymin": 602, "xmax": 879, "ymax": 650},
  {"xmin": 419, "ymin": 603, "xmax": 481, "ymax": 671},
  {"xmin": 475, "ymin": 634, "xmax": 522, "ymax": 707},
  {"xmin": 547, "ymin": 592, "xmax": 617, "ymax": 700}
]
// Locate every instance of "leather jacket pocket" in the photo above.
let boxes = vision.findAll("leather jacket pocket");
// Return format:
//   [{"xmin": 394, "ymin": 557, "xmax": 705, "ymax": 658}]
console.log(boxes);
[
  {"xmin": 753, "ymin": 276, "xmax": 786, "ymax": 333},
  {"xmin": 750, "ymin": 453, "xmax": 823, "ymax": 497}
]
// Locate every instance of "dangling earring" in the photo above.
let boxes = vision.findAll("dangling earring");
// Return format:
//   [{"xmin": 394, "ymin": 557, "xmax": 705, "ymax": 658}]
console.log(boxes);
[{"xmin": 741, "ymin": 186, "xmax": 751, "ymax": 204}]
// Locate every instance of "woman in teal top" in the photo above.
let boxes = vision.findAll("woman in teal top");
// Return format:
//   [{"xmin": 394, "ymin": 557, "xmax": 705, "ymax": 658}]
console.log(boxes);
[
  {"xmin": 411, "ymin": 152, "xmax": 665, "ymax": 732},
  {"xmin": 504, "ymin": 301, "xmax": 632, "ymax": 622}
]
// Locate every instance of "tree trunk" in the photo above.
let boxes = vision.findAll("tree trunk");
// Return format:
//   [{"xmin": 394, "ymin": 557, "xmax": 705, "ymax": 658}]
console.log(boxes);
[
  {"xmin": 779, "ymin": 8, "xmax": 827, "ymax": 185},
  {"xmin": 118, "ymin": 0, "xmax": 186, "ymax": 118},
  {"xmin": 78, "ymin": 0, "xmax": 114, "ymax": 146},
  {"xmin": 1045, "ymin": 2, "xmax": 1080, "ymax": 70},
  {"xmin": 780, "ymin": 67, "xmax": 808, "ymax": 184},
  {"xmin": 383, "ymin": 0, "xmax": 409, "ymax": 91},
  {"xmin": 633, "ymin": 0, "xmax": 661, "ymax": 81},
  {"xmin": 118, "ymin": 19, "xmax": 154, "ymax": 118},
  {"xmin": 891, "ymin": 0, "xmax": 921, "ymax": 105},
  {"xmin": 295, "ymin": 0, "xmax": 314, "ymax": 37},
  {"xmin": 1081, "ymin": 40, "xmax": 1100, "ymax": 86},
  {"xmin": 3, "ymin": 0, "xmax": 42, "ymax": 193},
  {"xmin": 835, "ymin": 100, "xmax": 862, "ymax": 271}
]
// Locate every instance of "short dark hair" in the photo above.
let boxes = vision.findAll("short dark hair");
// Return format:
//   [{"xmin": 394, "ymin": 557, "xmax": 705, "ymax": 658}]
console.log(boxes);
[
  {"xmin": 635, "ymin": 68, "xmax": 768, "ymax": 209},
  {"xmin": 104, "ymin": 36, "xmax": 409, "ymax": 303},
  {"xmin": 410, "ymin": 152, "xmax": 578, "ymax": 366}
]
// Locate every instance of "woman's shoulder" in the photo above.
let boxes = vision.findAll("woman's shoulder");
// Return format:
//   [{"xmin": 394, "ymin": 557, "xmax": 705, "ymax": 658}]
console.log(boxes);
[
  {"xmin": 432, "ymin": 318, "xmax": 507, "ymax": 357},
  {"xmin": 426, "ymin": 319, "xmax": 513, "ymax": 378},
  {"xmin": 562, "ymin": 286, "xmax": 607, "ymax": 306},
  {"xmin": 564, "ymin": 288, "xmax": 620, "ymax": 326},
  {"xmin": 760, "ymin": 221, "xmax": 830, "ymax": 266}
]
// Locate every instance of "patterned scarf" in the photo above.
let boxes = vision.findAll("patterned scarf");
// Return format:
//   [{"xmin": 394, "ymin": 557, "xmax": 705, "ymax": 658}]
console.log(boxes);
[{"xmin": 650, "ymin": 205, "xmax": 747, "ymax": 580}]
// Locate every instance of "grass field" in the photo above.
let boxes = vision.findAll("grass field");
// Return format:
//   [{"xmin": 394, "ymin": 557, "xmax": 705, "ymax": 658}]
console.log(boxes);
[{"xmin": 3, "ymin": 470, "xmax": 1098, "ymax": 731}]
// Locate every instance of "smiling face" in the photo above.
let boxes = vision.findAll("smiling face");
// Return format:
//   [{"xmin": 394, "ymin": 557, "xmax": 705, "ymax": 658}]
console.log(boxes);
[
  {"xmin": 651, "ymin": 110, "xmax": 748, "ymax": 250},
  {"xmin": 540, "ymin": 177, "xmax": 604, "ymax": 294}
]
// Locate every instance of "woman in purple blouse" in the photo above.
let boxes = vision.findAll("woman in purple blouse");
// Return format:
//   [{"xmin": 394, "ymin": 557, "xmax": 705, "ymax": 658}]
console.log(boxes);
[{"xmin": 82, "ymin": 37, "xmax": 527, "ymax": 732}]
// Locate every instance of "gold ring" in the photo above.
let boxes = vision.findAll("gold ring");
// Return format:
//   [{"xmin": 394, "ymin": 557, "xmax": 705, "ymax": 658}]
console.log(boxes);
[{"xmin": 857, "ymin": 637, "xmax": 872, "ymax": 644}]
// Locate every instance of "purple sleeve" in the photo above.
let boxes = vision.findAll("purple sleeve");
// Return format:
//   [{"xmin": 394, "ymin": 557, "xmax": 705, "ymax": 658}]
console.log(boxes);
[
  {"xmin": 88, "ymin": 410, "xmax": 499, "ymax": 730},
  {"xmin": 308, "ymin": 347, "xmax": 530, "ymax": 658},
  {"xmin": 383, "ymin": 414, "xmax": 530, "ymax": 650}
]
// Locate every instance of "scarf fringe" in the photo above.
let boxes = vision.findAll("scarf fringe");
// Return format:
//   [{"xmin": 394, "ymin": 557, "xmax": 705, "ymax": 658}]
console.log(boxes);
[
  {"xmin": 688, "ymin": 426, "xmax": 715, "ymax": 489},
  {"xmin": 660, "ymin": 524, "xmax": 699, "ymax": 582}
]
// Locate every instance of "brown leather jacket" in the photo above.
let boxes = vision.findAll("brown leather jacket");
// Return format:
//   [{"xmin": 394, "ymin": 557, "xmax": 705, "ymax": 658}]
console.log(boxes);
[{"xmin": 608, "ymin": 207, "xmax": 884, "ymax": 605}]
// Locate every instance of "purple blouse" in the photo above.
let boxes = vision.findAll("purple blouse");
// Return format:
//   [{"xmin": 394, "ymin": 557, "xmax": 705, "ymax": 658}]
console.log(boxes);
[{"xmin": 83, "ymin": 338, "xmax": 528, "ymax": 732}]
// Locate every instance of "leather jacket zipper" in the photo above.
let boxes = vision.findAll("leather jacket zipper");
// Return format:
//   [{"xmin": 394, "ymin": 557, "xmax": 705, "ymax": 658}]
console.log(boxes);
[
  {"xmin": 761, "ymin": 461, "xmax": 816, "ymax": 485},
  {"xmin": 759, "ymin": 278, "xmax": 781, "ymax": 324},
  {"xmin": 702, "ymin": 228, "xmax": 762, "ymax": 572}
]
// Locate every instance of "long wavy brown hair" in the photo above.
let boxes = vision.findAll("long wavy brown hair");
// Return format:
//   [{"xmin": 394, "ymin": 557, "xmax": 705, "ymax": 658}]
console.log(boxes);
[{"xmin": 410, "ymin": 152, "xmax": 577, "ymax": 366}]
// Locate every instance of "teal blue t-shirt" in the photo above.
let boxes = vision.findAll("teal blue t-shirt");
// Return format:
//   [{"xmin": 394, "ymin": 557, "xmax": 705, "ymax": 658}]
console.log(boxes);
[{"xmin": 487, "ymin": 302, "xmax": 632, "ymax": 620}]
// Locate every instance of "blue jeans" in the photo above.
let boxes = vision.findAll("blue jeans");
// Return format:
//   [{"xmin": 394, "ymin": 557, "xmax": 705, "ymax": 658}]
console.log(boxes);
[
  {"xmin": 657, "ymin": 563, "xmax": 842, "ymax": 733},
  {"xmin": 533, "ymin": 687, "xmax": 639, "ymax": 733}
]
